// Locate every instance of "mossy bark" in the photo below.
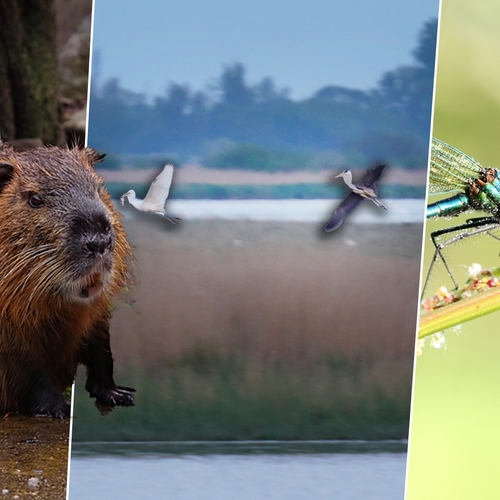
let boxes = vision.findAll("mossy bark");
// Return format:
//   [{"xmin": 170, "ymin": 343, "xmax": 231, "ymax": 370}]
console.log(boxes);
[{"xmin": 0, "ymin": 0, "xmax": 61, "ymax": 144}]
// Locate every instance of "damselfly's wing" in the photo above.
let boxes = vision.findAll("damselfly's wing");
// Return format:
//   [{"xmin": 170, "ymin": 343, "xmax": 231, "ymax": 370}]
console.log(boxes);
[{"xmin": 430, "ymin": 139, "xmax": 483, "ymax": 195}]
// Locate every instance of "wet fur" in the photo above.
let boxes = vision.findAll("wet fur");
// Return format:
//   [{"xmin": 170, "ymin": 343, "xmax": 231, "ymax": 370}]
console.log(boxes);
[{"xmin": 0, "ymin": 143, "xmax": 134, "ymax": 417}]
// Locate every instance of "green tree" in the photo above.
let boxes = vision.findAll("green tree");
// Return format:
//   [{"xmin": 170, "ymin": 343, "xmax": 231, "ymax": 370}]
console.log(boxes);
[
  {"xmin": 219, "ymin": 63, "xmax": 253, "ymax": 106},
  {"xmin": 376, "ymin": 18, "xmax": 437, "ymax": 134},
  {"xmin": 413, "ymin": 18, "xmax": 438, "ymax": 70}
]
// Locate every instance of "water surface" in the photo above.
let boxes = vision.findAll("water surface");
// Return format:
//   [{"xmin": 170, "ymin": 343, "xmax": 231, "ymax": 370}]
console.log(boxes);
[
  {"xmin": 69, "ymin": 441, "xmax": 407, "ymax": 500},
  {"xmin": 118, "ymin": 199, "xmax": 423, "ymax": 223}
]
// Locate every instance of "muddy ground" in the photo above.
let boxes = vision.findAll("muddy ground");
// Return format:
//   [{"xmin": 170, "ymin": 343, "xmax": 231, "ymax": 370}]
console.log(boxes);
[{"xmin": 0, "ymin": 415, "xmax": 69, "ymax": 499}]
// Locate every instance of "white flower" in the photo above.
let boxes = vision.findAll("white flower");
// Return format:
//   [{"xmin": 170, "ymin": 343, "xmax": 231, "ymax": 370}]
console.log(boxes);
[
  {"xmin": 430, "ymin": 332, "xmax": 446, "ymax": 349},
  {"xmin": 416, "ymin": 338, "xmax": 425, "ymax": 356},
  {"xmin": 468, "ymin": 263, "xmax": 482, "ymax": 278}
]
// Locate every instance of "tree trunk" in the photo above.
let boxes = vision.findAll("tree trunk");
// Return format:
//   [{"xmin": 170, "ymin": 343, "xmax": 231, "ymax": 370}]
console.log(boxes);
[{"xmin": 0, "ymin": 0, "xmax": 61, "ymax": 144}]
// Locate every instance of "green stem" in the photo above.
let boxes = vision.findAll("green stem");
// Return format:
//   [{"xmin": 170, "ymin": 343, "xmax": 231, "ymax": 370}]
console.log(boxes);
[{"xmin": 419, "ymin": 286, "xmax": 500, "ymax": 338}]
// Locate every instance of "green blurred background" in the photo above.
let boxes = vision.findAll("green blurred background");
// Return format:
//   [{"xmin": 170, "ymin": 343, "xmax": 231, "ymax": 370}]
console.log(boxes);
[{"xmin": 406, "ymin": 1, "xmax": 500, "ymax": 498}]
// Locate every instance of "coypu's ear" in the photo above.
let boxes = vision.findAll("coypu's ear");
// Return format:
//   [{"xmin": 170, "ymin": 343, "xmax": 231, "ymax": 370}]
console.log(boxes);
[
  {"xmin": 83, "ymin": 148, "xmax": 106, "ymax": 165},
  {"xmin": 0, "ymin": 162, "xmax": 14, "ymax": 194}
]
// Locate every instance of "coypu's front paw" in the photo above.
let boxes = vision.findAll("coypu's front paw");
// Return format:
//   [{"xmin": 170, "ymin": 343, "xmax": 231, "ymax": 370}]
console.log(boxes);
[
  {"xmin": 90, "ymin": 385, "xmax": 135, "ymax": 415},
  {"xmin": 47, "ymin": 399, "xmax": 71, "ymax": 419},
  {"xmin": 22, "ymin": 373, "xmax": 71, "ymax": 419},
  {"xmin": 34, "ymin": 396, "xmax": 71, "ymax": 419}
]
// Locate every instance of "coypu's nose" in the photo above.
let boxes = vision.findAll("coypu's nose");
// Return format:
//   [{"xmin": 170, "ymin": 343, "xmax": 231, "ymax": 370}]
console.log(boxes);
[
  {"xmin": 85, "ymin": 234, "xmax": 113, "ymax": 255},
  {"xmin": 71, "ymin": 211, "xmax": 114, "ymax": 257}
]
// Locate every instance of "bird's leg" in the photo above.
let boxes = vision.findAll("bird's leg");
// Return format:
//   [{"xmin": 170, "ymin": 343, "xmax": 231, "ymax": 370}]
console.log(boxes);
[
  {"xmin": 164, "ymin": 213, "xmax": 182, "ymax": 224},
  {"xmin": 371, "ymin": 198, "xmax": 387, "ymax": 210}
]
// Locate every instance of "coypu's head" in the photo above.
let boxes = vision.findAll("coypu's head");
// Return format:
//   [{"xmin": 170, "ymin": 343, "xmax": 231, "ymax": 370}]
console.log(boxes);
[{"xmin": 0, "ymin": 145, "xmax": 130, "ymax": 316}]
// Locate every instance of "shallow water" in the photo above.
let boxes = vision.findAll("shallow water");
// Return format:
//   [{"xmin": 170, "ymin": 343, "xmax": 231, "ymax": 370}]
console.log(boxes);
[
  {"xmin": 69, "ymin": 442, "xmax": 407, "ymax": 500},
  {"xmin": 118, "ymin": 198, "xmax": 424, "ymax": 223}
]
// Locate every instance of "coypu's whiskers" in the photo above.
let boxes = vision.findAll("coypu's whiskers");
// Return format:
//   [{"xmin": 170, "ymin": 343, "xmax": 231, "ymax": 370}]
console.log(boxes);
[
  {"xmin": 24, "ymin": 260, "xmax": 62, "ymax": 306},
  {"xmin": 1, "ymin": 246, "xmax": 56, "ymax": 279},
  {"xmin": 4, "ymin": 256, "xmax": 59, "ymax": 311}
]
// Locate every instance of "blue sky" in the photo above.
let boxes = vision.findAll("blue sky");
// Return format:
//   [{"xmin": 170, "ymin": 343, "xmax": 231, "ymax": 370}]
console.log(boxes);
[{"xmin": 91, "ymin": 0, "xmax": 439, "ymax": 101}]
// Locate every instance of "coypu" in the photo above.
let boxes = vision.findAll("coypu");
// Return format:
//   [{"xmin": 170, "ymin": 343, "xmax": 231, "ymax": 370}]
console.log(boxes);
[{"xmin": 0, "ymin": 141, "xmax": 134, "ymax": 418}]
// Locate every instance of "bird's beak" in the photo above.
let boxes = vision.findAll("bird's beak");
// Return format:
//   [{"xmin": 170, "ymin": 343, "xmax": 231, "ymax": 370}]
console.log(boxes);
[{"xmin": 334, "ymin": 173, "xmax": 343, "ymax": 178}]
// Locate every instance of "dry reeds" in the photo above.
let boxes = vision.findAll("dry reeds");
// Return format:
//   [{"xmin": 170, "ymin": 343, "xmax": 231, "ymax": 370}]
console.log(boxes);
[{"xmin": 111, "ymin": 219, "xmax": 421, "ymax": 367}]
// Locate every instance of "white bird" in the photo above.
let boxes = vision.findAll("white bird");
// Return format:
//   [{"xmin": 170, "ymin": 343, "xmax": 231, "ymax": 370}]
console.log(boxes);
[
  {"xmin": 324, "ymin": 164, "xmax": 387, "ymax": 232},
  {"xmin": 120, "ymin": 164, "xmax": 181, "ymax": 223}
]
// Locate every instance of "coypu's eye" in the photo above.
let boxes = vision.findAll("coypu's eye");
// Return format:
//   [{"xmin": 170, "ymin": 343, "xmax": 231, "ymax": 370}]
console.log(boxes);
[{"xmin": 28, "ymin": 192, "xmax": 44, "ymax": 208}]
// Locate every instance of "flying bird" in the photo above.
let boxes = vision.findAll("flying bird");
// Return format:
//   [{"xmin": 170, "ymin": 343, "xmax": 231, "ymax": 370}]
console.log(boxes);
[
  {"xmin": 120, "ymin": 164, "xmax": 181, "ymax": 223},
  {"xmin": 324, "ymin": 164, "xmax": 387, "ymax": 232}
]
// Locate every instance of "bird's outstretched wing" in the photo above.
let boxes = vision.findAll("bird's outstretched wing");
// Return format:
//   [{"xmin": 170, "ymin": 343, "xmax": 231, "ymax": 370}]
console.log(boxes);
[
  {"xmin": 324, "ymin": 192, "xmax": 364, "ymax": 232},
  {"xmin": 142, "ymin": 164, "xmax": 175, "ymax": 211},
  {"xmin": 357, "ymin": 164, "xmax": 387, "ymax": 191}
]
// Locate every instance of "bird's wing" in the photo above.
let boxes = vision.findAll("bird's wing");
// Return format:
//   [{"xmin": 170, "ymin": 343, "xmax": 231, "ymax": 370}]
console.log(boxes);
[
  {"xmin": 324, "ymin": 192, "xmax": 364, "ymax": 232},
  {"xmin": 358, "ymin": 164, "xmax": 387, "ymax": 190},
  {"xmin": 142, "ymin": 164, "xmax": 175, "ymax": 211}
]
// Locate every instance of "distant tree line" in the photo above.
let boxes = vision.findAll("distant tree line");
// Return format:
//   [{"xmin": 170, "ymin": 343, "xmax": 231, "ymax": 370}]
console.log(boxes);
[{"xmin": 88, "ymin": 18, "xmax": 437, "ymax": 171}]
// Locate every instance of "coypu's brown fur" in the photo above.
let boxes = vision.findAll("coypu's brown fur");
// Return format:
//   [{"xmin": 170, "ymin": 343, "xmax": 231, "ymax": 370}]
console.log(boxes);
[{"xmin": 0, "ymin": 142, "xmax": 134, "ymax": 418}]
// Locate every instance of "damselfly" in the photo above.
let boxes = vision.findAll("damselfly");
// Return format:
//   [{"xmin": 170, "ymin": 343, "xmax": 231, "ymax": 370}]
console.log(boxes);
[{"xmin": 423, "ymin": 138, "xmax": 500, "ymax": 297}]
